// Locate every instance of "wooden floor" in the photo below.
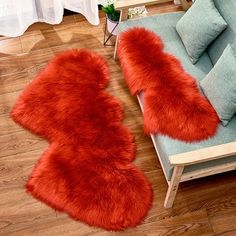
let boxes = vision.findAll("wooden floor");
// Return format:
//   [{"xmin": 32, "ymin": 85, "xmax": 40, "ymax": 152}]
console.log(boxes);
[{"xmin": 0, "ymin": 3, "xmax": 236, "ymax": 236}]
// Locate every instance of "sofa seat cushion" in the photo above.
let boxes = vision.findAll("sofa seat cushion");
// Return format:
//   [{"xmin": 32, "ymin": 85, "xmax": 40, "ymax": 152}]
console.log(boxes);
[{"xmin": 118, "ymin": 12, "xmax": 213, "ymax": 82}]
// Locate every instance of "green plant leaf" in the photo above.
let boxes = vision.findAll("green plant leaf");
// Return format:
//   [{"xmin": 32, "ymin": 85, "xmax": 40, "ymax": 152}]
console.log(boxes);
[
  {"xmin": 106, "ymin": 5, "xmax": 114, "ymax": 14},
  {"xmin": 102, "ymin": 3, "xmax": 120, "ymax": 21},
  {"xmin": 102, "ymin": 6, "xmax": 110, "ymax": 14}
]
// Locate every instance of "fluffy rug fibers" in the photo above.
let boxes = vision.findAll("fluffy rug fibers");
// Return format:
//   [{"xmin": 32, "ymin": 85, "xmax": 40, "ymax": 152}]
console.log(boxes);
[
  {"xmin": 11, "ymin": 49, "xmax": 152, "ymax": 230},
  {"xmin": 118, "ymin": 27, "xmax": 219, "ymax": 142}
]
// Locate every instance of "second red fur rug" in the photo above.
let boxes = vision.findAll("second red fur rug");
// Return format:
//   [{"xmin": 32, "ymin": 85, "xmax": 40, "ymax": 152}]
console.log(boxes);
[
  {"xmin": 118, "ymin": 27, "xmax": 219, "ymax": 141},
  {"xmin": 11, "ymin": 49, "xmax": 152, "ymax": 230}
]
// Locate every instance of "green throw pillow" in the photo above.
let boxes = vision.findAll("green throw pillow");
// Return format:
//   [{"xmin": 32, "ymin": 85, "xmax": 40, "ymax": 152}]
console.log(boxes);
[
  {"xmin": 200, "ymin": 44, "xmax": 236, "ymax": 126},
  {"xmin": 176, "ymin": 0, "xmax": 227, "ymax": 64}
]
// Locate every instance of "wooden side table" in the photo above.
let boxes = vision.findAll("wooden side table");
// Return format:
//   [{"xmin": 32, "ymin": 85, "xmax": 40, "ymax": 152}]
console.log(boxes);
[{"xmin": 180, "ymin": 0, "xmax": 193, "ymax": 11}]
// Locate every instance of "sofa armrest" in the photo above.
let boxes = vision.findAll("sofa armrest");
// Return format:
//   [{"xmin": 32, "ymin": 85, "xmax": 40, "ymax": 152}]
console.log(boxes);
[
  {"xmin": 114, "ymin": 0, "xmax": 172, "ymax": 10},
  {"xmin": 169, "ymin": 141, "xmax": 236, "ymax": 166}
]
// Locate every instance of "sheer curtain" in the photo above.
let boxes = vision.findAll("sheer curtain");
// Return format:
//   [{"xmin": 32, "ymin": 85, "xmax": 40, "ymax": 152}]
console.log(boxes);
[{"xmin": 0, "ymin": 0, "xmax": 99, "ymax": 37}]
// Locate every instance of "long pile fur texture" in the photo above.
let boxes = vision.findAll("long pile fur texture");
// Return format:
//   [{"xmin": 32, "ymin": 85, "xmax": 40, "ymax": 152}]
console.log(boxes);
[
  {"xmin": 118, "ymin": 27, "xmax": 219, "ymax": 141},
  {"xmin": 11, "ymin": 49, "xmax": 152, "ymax": 231}
]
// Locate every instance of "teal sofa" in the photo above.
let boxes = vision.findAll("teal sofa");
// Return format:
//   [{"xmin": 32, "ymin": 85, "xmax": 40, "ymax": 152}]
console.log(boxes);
[{"xmin": 115, "ymin": 0, "xmax": 236, "ymax": 207}]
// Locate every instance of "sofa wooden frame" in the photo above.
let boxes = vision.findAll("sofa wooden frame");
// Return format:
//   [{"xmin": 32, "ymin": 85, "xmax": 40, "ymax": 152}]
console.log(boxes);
[{"xmin": 115, "ymin": 0, "xmax": 236, "ymax": 208}]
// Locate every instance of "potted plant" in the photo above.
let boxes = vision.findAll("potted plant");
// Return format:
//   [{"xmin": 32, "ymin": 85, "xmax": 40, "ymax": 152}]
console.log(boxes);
[
  {"xmin": 101, "ymin": 0, "xmax": 147, "ymax": 38},
  {"xmin": 101, "ymin": 0, "xmax": 120, "ymax": 36}
]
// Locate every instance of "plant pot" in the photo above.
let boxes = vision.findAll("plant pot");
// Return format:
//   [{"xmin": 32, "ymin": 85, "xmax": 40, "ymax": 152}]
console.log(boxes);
[{"xmin": 106, "ymin": 15, "xmax": 119, "ymax": 36}]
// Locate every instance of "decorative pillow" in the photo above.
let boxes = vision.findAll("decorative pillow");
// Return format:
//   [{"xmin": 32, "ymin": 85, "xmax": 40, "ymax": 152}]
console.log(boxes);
[
  {"xmin": 176, "ymin": 0, "xmax": 227, "ymax": 64},
  {"xmin": 200, "ymin": 44, "xmax": 236, "ymax": 126}
]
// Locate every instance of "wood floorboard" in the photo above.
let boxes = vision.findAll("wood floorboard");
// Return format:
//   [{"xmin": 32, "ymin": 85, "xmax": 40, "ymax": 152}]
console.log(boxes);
[
  {"xmin": 0, "ymin": 131, "xmax": 47, "ymax": 158},
  {"xmin": 0, "ymin": 71, "xmax": 29, "ymax": 94},
  {"xmin": 215, "ymin": 230, "xmax": 236, "ymax": 236},
  {"xmin": 0, "ymin": 115, "xmax": 23, "ymax": 136},
  {"xmin": 0, "ymin": 37, "xmax": 22, "ymax": 55},
  {"xmin": 181, "ymin": 172, "xmax": 236, "ymax": 211},
  {"xmin": 0, "ymin": 91, "xmax": 22, "ymax": 116},
  {"xmin": 0, "ymin": 3, "xmax": 235, "ymax": 236}
]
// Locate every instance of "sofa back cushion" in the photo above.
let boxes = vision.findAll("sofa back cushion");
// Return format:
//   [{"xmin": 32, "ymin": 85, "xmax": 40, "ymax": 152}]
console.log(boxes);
[{"xmin": 207, "ymin": 0, "xmax": 236, "ymax": 65}]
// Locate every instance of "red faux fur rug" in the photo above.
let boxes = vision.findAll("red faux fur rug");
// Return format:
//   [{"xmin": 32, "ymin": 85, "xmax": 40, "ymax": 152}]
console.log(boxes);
[
  {"xmin": 118, "ymin": 27, "xmax": 219, "ymax": 141},
  {"xmin": 11, "ymin": 49, "xmax": 152, "ymax": 230}
]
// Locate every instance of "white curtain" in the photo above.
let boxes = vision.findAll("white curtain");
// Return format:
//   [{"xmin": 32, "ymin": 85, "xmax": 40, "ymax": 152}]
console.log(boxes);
[{"xmin": 0, "ymin": 0, "xmax": 100, "ymax": 37}]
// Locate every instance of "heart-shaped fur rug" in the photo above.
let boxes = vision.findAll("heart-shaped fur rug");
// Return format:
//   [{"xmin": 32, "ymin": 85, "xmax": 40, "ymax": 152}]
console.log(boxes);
[
  {"xmin": 11, "ymin": 49, "xmax": 152, "ymax": 230},
  {"xmin": 118, "ymin": 27, "xmax": 219, "ymax": 142}
]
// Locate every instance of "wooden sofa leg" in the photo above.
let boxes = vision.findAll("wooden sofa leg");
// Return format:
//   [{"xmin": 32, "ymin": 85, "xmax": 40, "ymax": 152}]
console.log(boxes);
[
  {"xmin": 114, "ymin": 35, "xmax": 119, "ymax": 60},
  {"xmin": 164, "ymin": 166, "xmax": 184, "ymax": 208},
  {"xmin": 114, "ymin": 8, "xmax": 128, "ymax": 60}
]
